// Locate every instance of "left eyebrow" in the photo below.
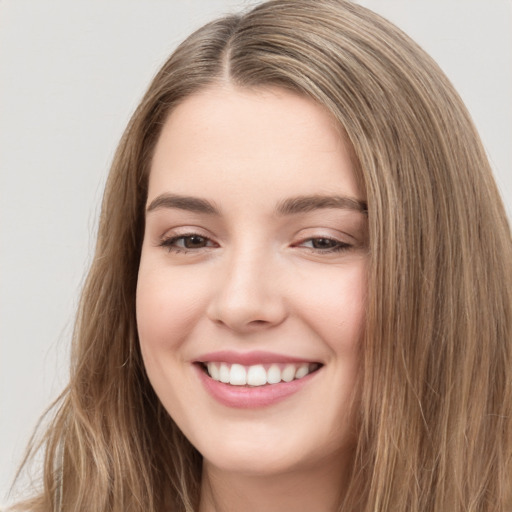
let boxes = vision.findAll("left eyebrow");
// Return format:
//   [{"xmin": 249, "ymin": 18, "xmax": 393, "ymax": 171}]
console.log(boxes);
[
  {"xmin": 146, "ymin": 193, "xmax": 220, "ymax": 215},
  {"xmin": 275, "ymin": 195, "xmax": 367, "ymax": 215}
]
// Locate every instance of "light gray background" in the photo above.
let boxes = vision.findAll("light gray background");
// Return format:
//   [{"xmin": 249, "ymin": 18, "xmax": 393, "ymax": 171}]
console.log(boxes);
[{"xmin": 1, "ymin": 0, "xmax": 511, "ymax": 505}]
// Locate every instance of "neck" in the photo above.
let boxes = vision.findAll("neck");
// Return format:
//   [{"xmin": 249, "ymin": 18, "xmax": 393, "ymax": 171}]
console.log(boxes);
[{"xmin": 198, "ymin": 450, "xmax": 353, "ymax": 512}]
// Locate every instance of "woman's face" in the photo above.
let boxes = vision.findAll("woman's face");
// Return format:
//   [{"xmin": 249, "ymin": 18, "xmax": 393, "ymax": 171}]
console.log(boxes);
[{"xmin": 137, "ymin": 85, "xmax": 368, "ymax": 478}]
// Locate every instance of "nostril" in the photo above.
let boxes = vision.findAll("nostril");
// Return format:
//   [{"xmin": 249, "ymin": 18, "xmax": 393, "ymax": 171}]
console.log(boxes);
[{"xmin": 206, "ymin": 288, "xmax": 288, "ymax": 332}]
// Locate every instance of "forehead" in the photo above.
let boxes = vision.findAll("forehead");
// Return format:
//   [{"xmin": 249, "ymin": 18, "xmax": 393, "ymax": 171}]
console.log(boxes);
[{"xmin": 148, "ymin": 84, "xmax": 362, "ymax": 207}]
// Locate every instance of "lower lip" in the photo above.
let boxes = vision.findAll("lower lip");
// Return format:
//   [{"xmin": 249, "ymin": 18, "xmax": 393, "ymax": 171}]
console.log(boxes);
[{"xmin": 195, "ymin": 364, "xmax": 319, "ymax": 408}]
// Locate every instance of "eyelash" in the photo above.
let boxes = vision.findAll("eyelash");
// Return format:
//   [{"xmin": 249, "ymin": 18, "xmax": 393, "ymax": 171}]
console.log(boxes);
[{"xmin": 159, "ymin": 234, "xmax": 352, "ymax": 254}]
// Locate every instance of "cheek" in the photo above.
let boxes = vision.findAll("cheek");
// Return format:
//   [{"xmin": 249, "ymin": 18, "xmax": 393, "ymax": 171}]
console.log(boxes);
[
  {"xmin": 135, "ymin": 262, "xmax": 208, "ymax": 354},
  {"xmin": 296, "ymin": 260, "xmax": 367, "ymax": 352},
  {"xmin": 135, "ymin": 261, "xmax": 210, "ymax": 422}
]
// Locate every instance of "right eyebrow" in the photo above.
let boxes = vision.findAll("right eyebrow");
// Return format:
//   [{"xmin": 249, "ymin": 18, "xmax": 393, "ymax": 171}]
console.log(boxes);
[
  {"xmin": 275, "ymin": 194, "xmax": 367, "ymax": 215},
  {"xmin": 146, "ymin": 193, "xmax": 220, "ymax": 215}
]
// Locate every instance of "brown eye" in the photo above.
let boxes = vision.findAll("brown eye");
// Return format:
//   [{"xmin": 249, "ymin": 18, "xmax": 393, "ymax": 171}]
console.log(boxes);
[
  {"xmin": 183, "ymin": 235, "xmax": 208, "ymax": 248},
  {"xmin": 297, "ymin": 237, "xmax": 351, "ymax": 253},
  {"xmin": 159, "ymin": 234, "xmax": 217, "ymax": 253},
  {"xmin": 310, "ymin": 238, "xmax": 338, "ymax": 249}
]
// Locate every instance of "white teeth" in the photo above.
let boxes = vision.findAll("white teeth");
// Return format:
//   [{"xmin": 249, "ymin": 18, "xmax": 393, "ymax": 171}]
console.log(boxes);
[
  {"xmin": 247, "ymin": 364, "xmax": 267, "ymax": 386},
  {"xmin": 267, "ymin": 364, "xmax": 281, "ymax": 384},
  {"xmin": 295, "ymin": 363, "xmax": 309, "ymax": 379},
  {"xmin": 219, "ymin": 363, "xmax": 230, "ymax": 383},
  {"xmin": 229, "ymin": 364, "xmax": 247, "ymax": 385},
  {"xmin": 207, "ymin": 362, "xmax": 220, "ymax": 380},
  {"xmin": 204, "ymin": 362, "xmax": 319, "ymax": 386},
  {"xmin": 281, "ymin": 364, "xmax": 296, "ymax": 382}
]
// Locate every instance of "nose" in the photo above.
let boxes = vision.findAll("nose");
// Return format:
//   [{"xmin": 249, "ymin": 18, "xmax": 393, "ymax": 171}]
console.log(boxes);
[{"xmin": 206, "ymin": 249, "xmax": 288, "ymax": 333}]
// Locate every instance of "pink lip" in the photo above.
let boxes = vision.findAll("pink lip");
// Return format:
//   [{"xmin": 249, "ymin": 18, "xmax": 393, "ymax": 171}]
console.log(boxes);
[
  {"xmin": 194, "ymin": 362, "xmax": 320, "ymax": 409},
  {"xmin": 196, "ymin": 350, "xmax": 315, "ymax": 366}
]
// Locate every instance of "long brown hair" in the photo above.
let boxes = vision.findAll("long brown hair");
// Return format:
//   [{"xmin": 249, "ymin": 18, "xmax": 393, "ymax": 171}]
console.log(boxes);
[{"xmin": 11, "ymin": 1, "xmax": 512, "ymax": 510}]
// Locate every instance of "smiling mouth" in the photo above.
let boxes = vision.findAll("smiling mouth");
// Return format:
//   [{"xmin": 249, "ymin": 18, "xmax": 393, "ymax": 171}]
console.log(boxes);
[{"xmin": 198, "ymin": 362, "xmax": 322, "ymax": 387}]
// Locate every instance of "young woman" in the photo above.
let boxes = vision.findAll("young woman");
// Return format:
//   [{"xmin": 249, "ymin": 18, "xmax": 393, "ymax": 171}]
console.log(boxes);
[{"xmin": 10, "ymin": 0, "xmax": 512, "ymax": 511}]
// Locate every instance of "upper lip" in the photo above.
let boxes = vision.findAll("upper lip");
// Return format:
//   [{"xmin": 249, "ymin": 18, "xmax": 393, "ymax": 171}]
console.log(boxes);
[{"xmin": 196, "ymin": 350, "xmax": 320, "ymax": 366}]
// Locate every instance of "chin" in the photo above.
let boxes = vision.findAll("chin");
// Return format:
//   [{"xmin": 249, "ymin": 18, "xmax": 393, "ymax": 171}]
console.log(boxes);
[
  {"xmin": 195, "ymin": 423, "xmax": 351, "ymax": 478},
  {"xmin": 202, "ymin": 449, "xmax": 306, "ymax": 477}
]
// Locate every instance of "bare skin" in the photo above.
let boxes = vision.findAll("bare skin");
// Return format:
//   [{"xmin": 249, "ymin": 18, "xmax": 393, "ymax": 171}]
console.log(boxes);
[
  {"xmin": 199, "ymin": 447, "xmax": 354, "ymax": 512},
  {"xmin": 137, "ymin": 84, "xmax": 366, "ymax": 511}
]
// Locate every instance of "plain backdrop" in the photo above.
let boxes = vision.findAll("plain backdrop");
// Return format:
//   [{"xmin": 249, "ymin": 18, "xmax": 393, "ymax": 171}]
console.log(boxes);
[{"xmin": 1, "ymin": 0, "xmax": 511, "ymax": 504}]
